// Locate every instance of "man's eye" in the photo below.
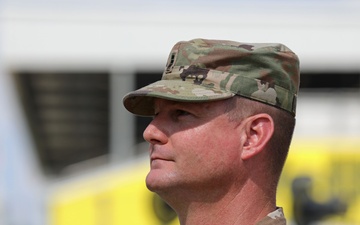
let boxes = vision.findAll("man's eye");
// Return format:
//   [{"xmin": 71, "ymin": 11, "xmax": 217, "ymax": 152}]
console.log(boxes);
[{"xmin": 175, "ymin": 110, "xmax": 191, "ymax": 117}]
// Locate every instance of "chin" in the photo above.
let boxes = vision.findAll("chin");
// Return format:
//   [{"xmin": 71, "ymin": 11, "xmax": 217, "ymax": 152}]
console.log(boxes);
[
  {"xmin": 145, "ymin": 170, "xmax": 177, "ymax": 193},
  {"xmin": 146, "ymin": 170, "xmax": 165, "ymax": 191}
]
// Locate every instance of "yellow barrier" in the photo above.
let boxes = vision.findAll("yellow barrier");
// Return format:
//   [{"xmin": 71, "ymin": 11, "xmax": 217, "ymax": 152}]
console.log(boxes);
[{"xmin": 278, "ymin": 138, "xmax": 360, "ymax": 225}]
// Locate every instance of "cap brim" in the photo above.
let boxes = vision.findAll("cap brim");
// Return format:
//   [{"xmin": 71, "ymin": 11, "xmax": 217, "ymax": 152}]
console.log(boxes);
[{"xmin": 123, "ymin": 80, "xmax": 234, "ymax": 116}]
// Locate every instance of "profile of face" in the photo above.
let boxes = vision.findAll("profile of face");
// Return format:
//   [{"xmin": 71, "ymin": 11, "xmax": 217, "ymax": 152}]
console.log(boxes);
[{"xmin": 143, "ymin": 98, "xmax": 247, "ymax": 194}]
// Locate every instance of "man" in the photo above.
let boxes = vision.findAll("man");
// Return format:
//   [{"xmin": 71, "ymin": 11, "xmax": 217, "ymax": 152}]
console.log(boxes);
[{"xmin": 123, "ymin": 38, "xmax": 300, "ymax": 225}]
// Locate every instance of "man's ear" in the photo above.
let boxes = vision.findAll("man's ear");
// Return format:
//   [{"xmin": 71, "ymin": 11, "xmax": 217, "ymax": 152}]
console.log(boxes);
[{"xmin": 241, "ymin": 113, "xmax": 274, "ymax": 160}]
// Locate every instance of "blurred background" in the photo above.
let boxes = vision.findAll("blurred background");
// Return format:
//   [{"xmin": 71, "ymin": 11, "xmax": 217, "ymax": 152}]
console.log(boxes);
[{"xmin": 0, "ymin": 0, "xmax": 360, "ymax": 225}]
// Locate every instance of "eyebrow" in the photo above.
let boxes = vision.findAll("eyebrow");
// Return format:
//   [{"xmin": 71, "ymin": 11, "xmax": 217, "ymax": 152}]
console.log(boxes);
[{"xmin": 154, "ymin": 100, "xmax": 209, "ymax": 113}]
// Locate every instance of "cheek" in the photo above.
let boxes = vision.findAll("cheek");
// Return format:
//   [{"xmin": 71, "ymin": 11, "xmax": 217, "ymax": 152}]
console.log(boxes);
[{"xmin": 179, "ymin": 126, "xmax": 242, "ymax": 170}]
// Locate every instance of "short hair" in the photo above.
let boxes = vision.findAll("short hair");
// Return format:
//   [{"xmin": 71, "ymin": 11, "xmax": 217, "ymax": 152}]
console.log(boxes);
[{"xmin": 224, "ymin": 96, "xmax": 296, "ymax": 178}]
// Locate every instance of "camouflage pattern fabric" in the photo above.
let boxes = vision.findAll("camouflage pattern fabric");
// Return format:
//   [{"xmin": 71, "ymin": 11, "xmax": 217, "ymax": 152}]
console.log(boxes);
[
  {"xmin": 123, "ymin": 38, "xmax": 300, "ymax": 116},
  {"xmin": 256, "ymin": 208, "xmax": 286, "ymax": 225}
]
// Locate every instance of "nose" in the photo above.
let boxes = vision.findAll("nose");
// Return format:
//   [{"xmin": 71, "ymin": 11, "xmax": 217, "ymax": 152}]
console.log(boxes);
[{"xmin": 143, "ymin": 118, "xmax": 168, "ymax": 145}]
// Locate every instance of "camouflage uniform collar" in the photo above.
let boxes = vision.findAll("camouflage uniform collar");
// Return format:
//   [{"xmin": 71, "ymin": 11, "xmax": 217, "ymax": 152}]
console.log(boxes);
[{"xmin": 255, "ymin": 208, "xmax": 286, "ymax": 225}]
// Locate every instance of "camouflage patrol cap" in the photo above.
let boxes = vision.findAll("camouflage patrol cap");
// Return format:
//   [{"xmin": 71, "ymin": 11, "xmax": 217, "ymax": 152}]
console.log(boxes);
[{"xmin": 123, "ymin": 38, "xmax": 300, "ymax": 116}]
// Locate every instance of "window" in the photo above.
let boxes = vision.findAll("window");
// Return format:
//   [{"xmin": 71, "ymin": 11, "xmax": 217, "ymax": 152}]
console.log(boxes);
[
  {"xmin": 300, "ymin": 72, "xmax": 360, "ymax": 90},
  {"xmin": 15, "ymin": 71, "xmax": 110, "ymax": 175}
]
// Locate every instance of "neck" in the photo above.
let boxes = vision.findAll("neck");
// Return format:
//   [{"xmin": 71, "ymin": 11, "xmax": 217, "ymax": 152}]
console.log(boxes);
[{"xmin": 160, "ymin": 180, "xmax": 276, "ymax": 225}]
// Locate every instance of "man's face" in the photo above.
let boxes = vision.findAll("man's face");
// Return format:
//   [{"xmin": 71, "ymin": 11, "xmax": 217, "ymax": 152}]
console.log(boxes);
[{"xmin": 143, "ymin": 98, "xmax": 246, "ymax": 194}]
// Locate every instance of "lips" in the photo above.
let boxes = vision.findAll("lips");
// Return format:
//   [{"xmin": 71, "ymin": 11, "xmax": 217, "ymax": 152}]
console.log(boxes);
[
  {"xmin": 150, "ymin": 152, "xmax": 175, "ymax": 163},
  {"xmin": 150, "ymin": 156, "xmax": 173, "ymax": 169},
  {"xmin": 150, "ymin": 156, "xmax": 171, "ymax": 161},
  {"xmin": 149, "ymin": 145, "xmax": 174, "ymax": 163}
]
